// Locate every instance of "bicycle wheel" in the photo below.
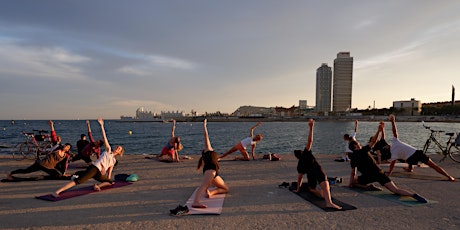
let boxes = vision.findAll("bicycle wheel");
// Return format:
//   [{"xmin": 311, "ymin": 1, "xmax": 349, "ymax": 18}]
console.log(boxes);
[
  {"xmin": 12, "ymin": 142, "xmax": 27, "ymax": 160},
  {"xmin": 448, "ymin": 145, "xmax": 460, "ymax": 163},
  {"xmin": 422, "ymin": 139, "xmax": 431, "ymax": 154},
  {"xmin": 24, "ymin": 142, "xmax": 38, "ymax": 160},
  {"xmin": 37, "ymin": 141, "xmax": 52, "ymax": 160}
]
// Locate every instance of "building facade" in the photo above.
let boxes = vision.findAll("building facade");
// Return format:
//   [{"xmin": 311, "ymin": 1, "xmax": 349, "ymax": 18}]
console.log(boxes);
[
  {"xmin": 393, "ymin": 98, "xmax": 422, "ymax": 115},
  {"xmin": 332, "ymin": 52, "xmax": 353, "ymax": 112},
  {"xmin": 315, "ymin": 63, "xmax": 332, "ymax": 112}
]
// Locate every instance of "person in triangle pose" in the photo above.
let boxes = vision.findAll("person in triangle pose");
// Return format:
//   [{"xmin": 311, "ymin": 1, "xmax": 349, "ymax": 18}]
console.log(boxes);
[
  {"xmin": 293, "ymin": 119, "xmax": 342, "ymax": 210},
  {"xmin": 192, "ymin": 119, "xmax": 229, "ymax": 208}
]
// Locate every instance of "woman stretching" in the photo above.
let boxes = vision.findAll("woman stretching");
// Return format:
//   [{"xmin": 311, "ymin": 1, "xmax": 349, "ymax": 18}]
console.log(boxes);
[
  {"xmin": 192, "ymin": 119, "xmax": 229, "ymax": 208},
  {"xmin": 157, "ymin": 120, "xmax": 183, "ymax": 162},
  {"xmin": 219, "ymin": 122, "xmax": 262, "ymax": 160},
  {"xmin": 294, "ymin": 119, "xmax": 342, "ymax": 210},
  {"xmin": 53, "ymin": 118, "xmax": 124, "ymax": 197}
]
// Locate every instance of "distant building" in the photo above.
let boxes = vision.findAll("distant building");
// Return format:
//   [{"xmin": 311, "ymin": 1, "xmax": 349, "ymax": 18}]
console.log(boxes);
[
  {"xmin": 161, "ymin": 110, "xmax": 185, "ymax": 120},
  {"xmin": 232, "ymin": 106, "xmax": 273, "ymax": 117},
  {"xmin": 135, "ymin": 107, "xmax": 158, "ymax": 119},
  {"xmin": 299, "ymin": 100, "xmax": 307, "ymax": 109},
  {"xmin": 393, "ymin": 98, "xmax": 422, "ymax": 115},
  {"xmin": 315, "ymin": 63, "xmax": 332, "ymax": 112},
  {"xmin": 333, "ymin": 52, "xmax": 353, "ymax": 112}
]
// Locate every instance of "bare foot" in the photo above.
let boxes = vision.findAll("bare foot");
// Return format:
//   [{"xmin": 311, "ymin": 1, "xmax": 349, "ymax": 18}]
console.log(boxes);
[
  {"xmin": 52, "ymin": 192, "xmax": 60, "ymax": 198},
  {"xmin": 93, "ymin": 184, "xmax": 101, "ymax": 191},
  {"xmin": 326, "ymin": 203, "xmax": 342, "ymax": 210},
  {"xmin": 191, "ymin": 203, "xmax": 207, "ymax": 208},
  {"xmin": 448, "ymin": 176, "xmax": 456, "ymax": 182},
  {"xmin": 6, "ymin": 173, "xmax": 13, "ymax": 181},
  {"xmin": 403, "ymin": 167, "xmax": 414, "ymax": 172}
]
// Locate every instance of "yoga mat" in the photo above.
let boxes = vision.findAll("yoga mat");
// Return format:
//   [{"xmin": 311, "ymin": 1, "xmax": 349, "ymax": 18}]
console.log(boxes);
[
  {"xmin": 289, "ymin": 182, "xmax": 356, "ymax": 212},
  {"xmin": 390, "ymin": 172, "xmax": 458, "ymax": 181},
  {"xmin": 2, "ymin": 175, "xmax": 71, "ymax": 182},
  {"xmin": 184, "ymin": 187, "xmax": 225, "ymax": 215},
  {"xmin": 346, "ymin": 186, "xmax": 437, "ymax": 207},
  {"xmin": 35, "ymin": 181, "xmax": 132, "ymax": 201}
]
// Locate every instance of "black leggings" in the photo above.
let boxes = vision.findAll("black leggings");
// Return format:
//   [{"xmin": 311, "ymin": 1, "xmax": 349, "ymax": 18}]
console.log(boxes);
[
  {"xmin": 11, "ymin": 162, "xmax": 63, "ymax": 178},
  {"xmin": 74, "ymin": 165, "xmax": 112, "ymax": 184}
]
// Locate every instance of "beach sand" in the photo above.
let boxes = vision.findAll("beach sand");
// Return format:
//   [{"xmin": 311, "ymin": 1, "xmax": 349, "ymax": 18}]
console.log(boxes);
[{"xmin": 0, "ymin": 153, "xmax": 459, "ymax": 230}]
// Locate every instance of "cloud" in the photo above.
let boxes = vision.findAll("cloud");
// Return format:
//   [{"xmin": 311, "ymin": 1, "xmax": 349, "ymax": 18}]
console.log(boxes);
[
  {"xmin": 0, "ymin": 39, "xmax": 90, "ymax": 79},
  {"xmin": 353, "ymin": 19, "xmax": 375, "ymax": 30},
  {"xmin": 118, "ymin": 54, "xmax": 197, "ymax": 76}
]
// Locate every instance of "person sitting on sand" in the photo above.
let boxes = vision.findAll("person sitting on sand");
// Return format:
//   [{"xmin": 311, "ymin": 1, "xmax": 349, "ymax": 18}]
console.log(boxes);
[
  {"xmin": 348, "ymin": 122, "xmax": 428, "ymax": 203},
  {"xmin": 71, "ymin": 120, "xmax": 104, "ymax": 165},
  {"xmin": 386, "ymin": 114, "xmax": 455, "ymax": 181},
  {"xmin": 53, "ymin": 118, "xmax": 124, "ymax": 197},
  {"xmin": 7, "ymin": 143, "xmax": 72, "ymax": 180},
  {"xmin": 157, "ymin": 120, "xmax": 183, "ymax": 162},
  {"xmin": 192, "ymin": 119, "xmax": 229, "ymax": 208},
  {"xmin": 219, "ymin": 122, "xmax": 263, "ymax": 161},
  {"xmin": 293, "ymin": 119, "xmax": 342, "ymax": 210}
]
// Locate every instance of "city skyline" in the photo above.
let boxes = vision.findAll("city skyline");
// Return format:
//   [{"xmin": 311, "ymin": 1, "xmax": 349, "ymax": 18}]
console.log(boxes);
[{"xmin": 1, "ymin": 1, "xmax": 459, "ymax": 119}]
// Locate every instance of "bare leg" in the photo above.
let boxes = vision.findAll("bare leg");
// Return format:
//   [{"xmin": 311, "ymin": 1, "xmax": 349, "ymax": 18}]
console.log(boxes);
[
  {"xmin": 425, "ymin": 159, "xmax": 455, "ymax": 181},
  {"xmin": 192, "ymin": 170, "xmax": 215, "ymax": 208},
  {"xmin": 383, "ymin": 181, "xmax": 413, "ymax": 196},
  {"xmin": 208, "ymin": 175, "xmax": 229, "ymax": 197},
  {"xmin": 94, "ymin": 182, "xmax": 113, "ymax": 191},
  {"xmin": 239, "ymin": 149, "xmax": 250, "ymax": 161},
  {"xmin": 54, "ymin": 181, "xmax": 77, "ymax": 197},
  {"xmin": 220, "ymin": 146, "xmax": 239, "ymax": 159},
  {"xmin": 319, "ymin": 181, "xmax": 342, "ymax": 209}
]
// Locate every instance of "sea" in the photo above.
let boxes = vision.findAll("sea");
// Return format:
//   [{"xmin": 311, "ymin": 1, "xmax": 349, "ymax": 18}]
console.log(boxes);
[{"xmin": 1, "ymin": 120, "xmax": 460, "ymax": 157}]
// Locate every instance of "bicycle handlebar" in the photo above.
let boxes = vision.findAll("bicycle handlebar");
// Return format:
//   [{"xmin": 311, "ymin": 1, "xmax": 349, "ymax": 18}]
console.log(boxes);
[
  {"xmin": 422, "ymin": 121, "xmax": 445, "ymax": 133},
  {"xmin": 33, "ymin": 129, "xmax": 48, "ymax": 134}
]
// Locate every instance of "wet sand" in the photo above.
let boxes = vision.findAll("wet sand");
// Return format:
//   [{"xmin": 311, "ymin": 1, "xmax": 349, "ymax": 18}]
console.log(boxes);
[{"xmin": 0, "ymin": 153, "xmax": 459, "ymax": 230}]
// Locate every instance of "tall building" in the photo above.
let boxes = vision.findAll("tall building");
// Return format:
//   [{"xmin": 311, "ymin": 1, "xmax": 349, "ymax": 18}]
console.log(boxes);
[
  {"xmin": 315, "ymin": 63, "xmax": 332, "ymax": 112},
  {"xmin": 332, "ymin": 52, "xmax": 353, "ymax": 112}
]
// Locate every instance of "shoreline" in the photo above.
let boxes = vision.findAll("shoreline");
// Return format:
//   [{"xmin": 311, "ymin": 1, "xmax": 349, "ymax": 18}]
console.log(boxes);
[
  {"xmin": 4, "ymin": 115, "xmax": 460, "ymax": 123},
  {"xmin": 0, "ymin": 154, "xmax": 459, "ymax": 229}
]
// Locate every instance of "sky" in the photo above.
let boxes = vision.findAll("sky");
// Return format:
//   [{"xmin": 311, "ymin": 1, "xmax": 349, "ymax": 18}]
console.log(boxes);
[{"xmin": 1, "ymin": 1, "xmax": 460, "ymax": 120}]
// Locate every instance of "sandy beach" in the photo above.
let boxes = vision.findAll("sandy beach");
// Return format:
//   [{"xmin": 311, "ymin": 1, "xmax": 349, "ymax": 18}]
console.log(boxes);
[{"xmin": 0, "ymin": 153, "xmax": 459, "ymax": 230}]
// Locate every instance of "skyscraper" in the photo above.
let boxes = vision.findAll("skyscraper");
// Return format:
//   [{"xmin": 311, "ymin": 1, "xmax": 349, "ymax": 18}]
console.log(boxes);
[
  {"xmin": 315, "ymin": 63, "xmax": 332, "ymax": 112},
  {"xmin": 333, "ymin": 52, "xmax": 353, "ymax": 112}
]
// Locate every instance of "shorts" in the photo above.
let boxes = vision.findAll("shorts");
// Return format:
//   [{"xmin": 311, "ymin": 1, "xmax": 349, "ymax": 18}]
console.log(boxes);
[
  {"xmin": 161, "ymin": 146, "xmax": 175, "ymax": 156},
  {"xmin": 300, "ymin": 163, "xmax": 327, "ymax": 189},
  {"xmin": 357, "ymin": 172, "xmax": 391, "ymax": 186},
  {"xmin": 406, "ymin": 150, "xmax": 430, "ymax": 165}
]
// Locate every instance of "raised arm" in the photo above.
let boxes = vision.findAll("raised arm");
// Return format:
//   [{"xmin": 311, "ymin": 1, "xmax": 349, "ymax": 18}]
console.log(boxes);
[
  {"xmin": 86, "ymin": 120, "xmax": 95, "ymax": 143},
  {"xmin": 171, "ymin": 120, "xmax": 176, "ymax": 138},
  {"xmin": 389, "ymin": 114, "xmax": 398, "ymax": 138},
  {"xmin": 380, "ymin": 121, "xmax": 386, "ymax": 140},
  {"xmin": 368, "ymin": 123, "xmax": 383, "ymax": 149},
  {"xmin": 48, "ymin": 120, "xmax": 58, "ymax": 143},
  {"xmin": 203, "ymin": 119, "xmax": 213, "ymax": 152},
  {"xmin": 249, "ymin": 122, "xmax": 262, "ymax": 137},
  {"xmin": 305, "ymin": 119, "xmax": 314, "ymax": 151},
  {"xmin": 97, "ymin": 118, "xmax": 111, "ymax": 153}
]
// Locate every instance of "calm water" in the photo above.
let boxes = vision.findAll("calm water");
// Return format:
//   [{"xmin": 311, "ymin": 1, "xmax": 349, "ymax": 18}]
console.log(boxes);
[{"xmin": 1, "ymin": 120, "xmax": 459, "ymax": 156}]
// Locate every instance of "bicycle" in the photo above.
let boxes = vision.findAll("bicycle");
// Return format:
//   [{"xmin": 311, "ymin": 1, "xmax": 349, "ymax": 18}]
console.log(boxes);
[
  {"xmin": 421, "ymin": 121, "xmax": 460, "ymax": 163},
  {"xmin": 12, "ymin": 130, "xmax": 53, "ymax": 161}
]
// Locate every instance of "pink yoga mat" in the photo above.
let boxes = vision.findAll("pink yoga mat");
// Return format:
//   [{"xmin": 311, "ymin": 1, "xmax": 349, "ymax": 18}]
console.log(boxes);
[
  {"xmin": 36, "ymin": 181, "xmax": 132, "ymax": 201},
  {"xmin": 184, "ymin": 187, "xmax": 226, "ymax": 215}
]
